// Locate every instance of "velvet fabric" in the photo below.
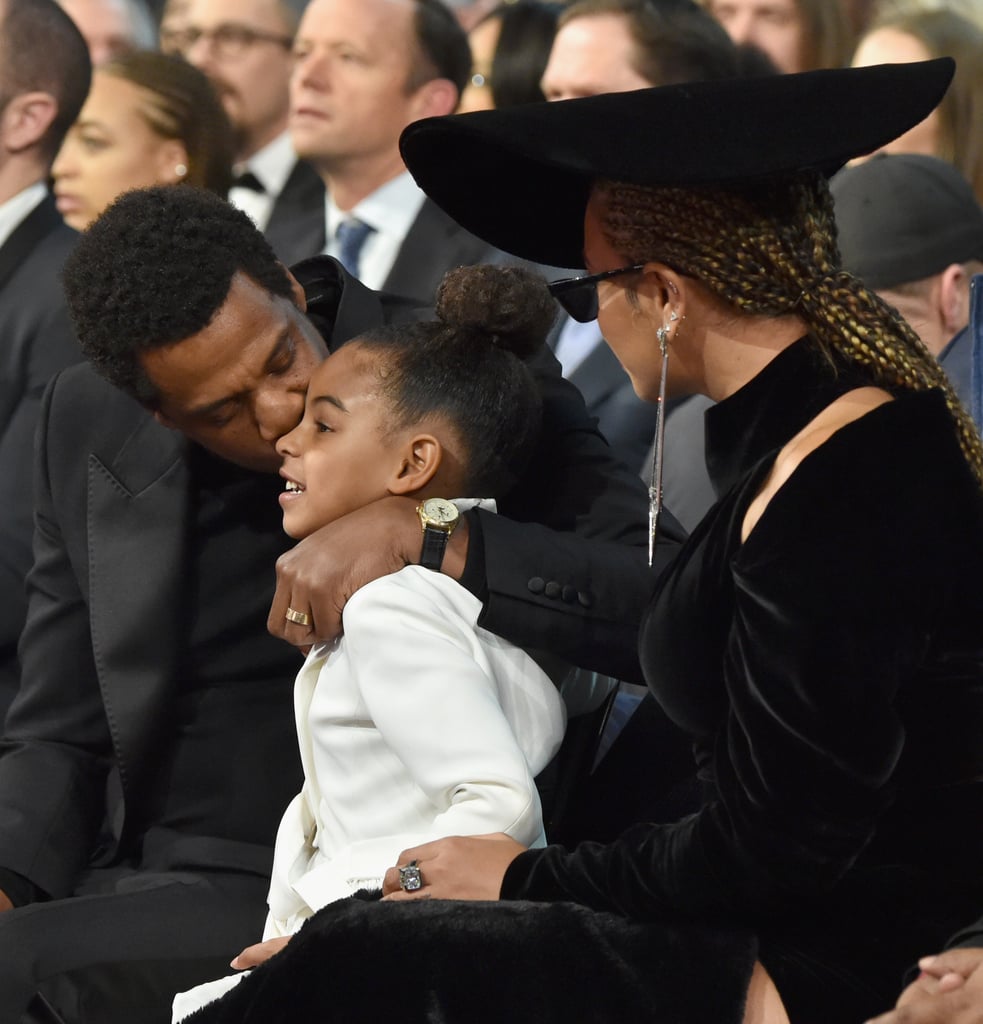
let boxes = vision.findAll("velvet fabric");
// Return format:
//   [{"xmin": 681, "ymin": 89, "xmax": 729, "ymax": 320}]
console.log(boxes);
[{"xmin": 503, "ymin": 341, "xmax": 983, "ymax": 1022}]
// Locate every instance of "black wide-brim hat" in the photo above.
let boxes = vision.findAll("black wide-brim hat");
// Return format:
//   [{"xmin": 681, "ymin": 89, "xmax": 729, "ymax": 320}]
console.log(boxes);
[{"xmin": 399, "ymin": 59, "xmax": 955, "ymax": 270}]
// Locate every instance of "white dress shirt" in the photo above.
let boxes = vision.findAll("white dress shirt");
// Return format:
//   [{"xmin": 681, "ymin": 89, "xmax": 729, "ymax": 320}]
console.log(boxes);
[
  {"xmin": 0, "ymin": 182, "xmax": 48, "ymax": 250},
  {"xmin": 553, "ymin": 315, "xmax": 604, "ymax": 378},
  {"xmin": 322, "ymin": 171, "xmax": 427, "ymax": 290},
  {"xmin": 228, "ymin": 131, "xmax": 299, "ymax": 232}
]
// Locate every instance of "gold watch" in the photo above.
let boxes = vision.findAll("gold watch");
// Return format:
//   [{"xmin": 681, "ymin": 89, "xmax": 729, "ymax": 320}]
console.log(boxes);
[{"xmin": 416, "ymin": 498, "xmax": 460, "ymax": 571}]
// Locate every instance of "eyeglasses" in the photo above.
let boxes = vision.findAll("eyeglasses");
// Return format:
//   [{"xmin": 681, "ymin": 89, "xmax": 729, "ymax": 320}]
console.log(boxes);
[
  {"xmin": 548, "ymin": 264, "xmax": 645, "ymax": 322},
  {"xmin": 162, "ymin": 22, "xmax": 293, "ymax": 60}
]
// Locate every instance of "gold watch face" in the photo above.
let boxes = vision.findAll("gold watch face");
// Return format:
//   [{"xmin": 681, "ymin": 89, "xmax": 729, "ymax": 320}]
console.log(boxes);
[{"xmin": 421, "ymin": 497, "xmax": 459, "ymax": 529}]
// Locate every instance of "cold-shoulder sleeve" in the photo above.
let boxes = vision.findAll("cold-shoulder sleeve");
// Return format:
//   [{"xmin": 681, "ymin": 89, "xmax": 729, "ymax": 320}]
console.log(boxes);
[{"xmin": 502, "ymin": 394, "xmax": 983, "ymax": 920}]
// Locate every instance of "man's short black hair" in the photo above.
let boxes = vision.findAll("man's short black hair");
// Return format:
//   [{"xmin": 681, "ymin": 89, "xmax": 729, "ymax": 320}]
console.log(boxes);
[
  {"xmin": 409, "ymin": 0, "xmax": 471, "ymax": 98},
  {"xmin": 561, "ymin": 0, "xmax": 740, "ymax": 86},
  {"xmin": 62, "ymin": 185, "xmax": 294, "ymax": 406},
  {"xmin": 0, "ymin": 0, "xmax": 91, "ymax": 163}
]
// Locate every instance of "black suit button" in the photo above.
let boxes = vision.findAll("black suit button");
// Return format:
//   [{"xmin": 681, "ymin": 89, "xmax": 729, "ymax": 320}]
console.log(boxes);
[
  {"xmin": 544, "ymin": 581, "xmax": 562, "ymax": 599},
  {"xmin": 527, "ymin": 577, "xmax": 545, "ymax": 594},
  {"xmin": 561, "ymin": 585, "xmax": 578, "ymax": 604},
  {"xmin": 578, "ymin": 591, "xmax": 594, "ymax": 608}
]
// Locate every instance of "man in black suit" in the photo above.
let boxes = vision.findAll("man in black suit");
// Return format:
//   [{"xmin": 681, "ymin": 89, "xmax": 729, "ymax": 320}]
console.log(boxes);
[
  {"xmin": 540, "ymin": 0, "xmax": 741, "ymax": 476},
  {"xmin": 0, "ymin": 0, "xmax": 90, "ymax": 722},
  {"xmin": 289, "ymin": 0, "xmax": 508, "ymax": 305},
  {"xmin": 0, "ymin": 184, "xmax": 675, "ymax": 1022},
  {"xmin": 169, "ymin": 0, "xmax": 325, "ymax": 267}
]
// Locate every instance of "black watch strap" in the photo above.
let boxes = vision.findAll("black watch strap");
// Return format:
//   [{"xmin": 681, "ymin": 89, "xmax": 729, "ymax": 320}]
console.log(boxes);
[{"xmin": 420, "ymin": 526, "xmax": 450, "ymax": 571}]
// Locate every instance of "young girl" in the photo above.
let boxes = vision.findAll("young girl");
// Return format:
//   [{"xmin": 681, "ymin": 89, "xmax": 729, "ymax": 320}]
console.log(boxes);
[{"xmin": 172, "ymin": 263, "xmax": 567, "ymax": 1020}]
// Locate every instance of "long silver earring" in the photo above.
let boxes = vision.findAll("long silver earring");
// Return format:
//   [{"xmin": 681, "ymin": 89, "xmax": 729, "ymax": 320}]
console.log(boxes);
[{"xmin": 648, "ymin": 327, "xmax": 670, "ymax": 566}]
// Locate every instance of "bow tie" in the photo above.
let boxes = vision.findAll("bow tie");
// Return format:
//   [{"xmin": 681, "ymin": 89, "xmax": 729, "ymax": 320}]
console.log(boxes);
[{"xmin": 232, "ymin": 171, "xmax": 265, "ymax": 194}]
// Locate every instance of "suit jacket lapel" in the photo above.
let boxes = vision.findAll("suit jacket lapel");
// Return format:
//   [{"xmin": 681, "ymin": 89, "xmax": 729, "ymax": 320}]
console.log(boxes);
[
  {"xmin": 264, "ymin": 159, "xmax": 327, "ymax": 266},
  {"xmin": 87, "ymin": 411, "xmax": 190, "ymax": 828},
  {"xmin": 0, "ymin": 194, "xmax": 62, "ymax": 292},
  {"xmin": 383, "ymin": 199, "xmax": 455, "ymax": 301}
]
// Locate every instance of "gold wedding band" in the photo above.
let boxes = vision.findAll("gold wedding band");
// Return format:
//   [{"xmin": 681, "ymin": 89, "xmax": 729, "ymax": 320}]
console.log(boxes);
[{"xmin": 285, "ymin": 607, "xmax": 312, "ymax": 627}]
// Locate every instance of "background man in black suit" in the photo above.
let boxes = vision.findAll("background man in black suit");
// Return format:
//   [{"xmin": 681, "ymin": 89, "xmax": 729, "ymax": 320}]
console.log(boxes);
[
  {"xmin": 541, "ymin": 0, "xmax": 740, "ymax": 477},
  {"xmin": 0, "ymin": 0, "xmax": 90, "ymax": 722},
  {"xmin": 168, "ymin": 0, "xmax": 326, "ymax": 267},
  {"xmin": 290, "ymin": 0, "xmax": 509, "ymax": 305},
  {"xmin": 0, "ymin": 184, "xmax": 673, "ymax": 1022}
]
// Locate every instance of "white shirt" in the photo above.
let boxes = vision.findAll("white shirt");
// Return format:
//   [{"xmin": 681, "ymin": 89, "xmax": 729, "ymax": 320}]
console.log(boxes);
[
  {"xmin": 228, "ymin": 131, "xmax": 299, "ymax": 232},
  {"xmin": 321, "ymin": 170, "xmax": 427, "ymax": 290},
  {"xmin": 553, "ymin": 315, "xmax": 603, "ymax": 378},
  {"xmin": 0, "ymin": 182, "xmax": 48, "ymax": 250}
]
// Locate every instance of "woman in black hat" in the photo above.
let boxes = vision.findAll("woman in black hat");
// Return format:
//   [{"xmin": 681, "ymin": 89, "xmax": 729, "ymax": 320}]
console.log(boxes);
[{"xmin": 184, "ymin": 60, "xmax": 983, "ymax": 1024}]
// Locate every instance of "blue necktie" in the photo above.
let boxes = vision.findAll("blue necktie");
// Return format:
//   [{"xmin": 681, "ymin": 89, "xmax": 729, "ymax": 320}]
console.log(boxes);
[{"xmin": 336, "ymin": 219, "xmax": 374, "ymax": 279}]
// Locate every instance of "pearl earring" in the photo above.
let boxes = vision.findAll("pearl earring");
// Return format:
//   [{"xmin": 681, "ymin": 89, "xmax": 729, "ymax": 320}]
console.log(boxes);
[{"xmin": 174, "ymin": 163, "xmax": 188, "ymax": 178}]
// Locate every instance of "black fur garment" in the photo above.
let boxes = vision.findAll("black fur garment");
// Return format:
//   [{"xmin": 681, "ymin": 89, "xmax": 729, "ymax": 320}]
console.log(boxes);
[{"xmin": 185, "ymin": 891, "xmax": 756, "ymax": 1023}]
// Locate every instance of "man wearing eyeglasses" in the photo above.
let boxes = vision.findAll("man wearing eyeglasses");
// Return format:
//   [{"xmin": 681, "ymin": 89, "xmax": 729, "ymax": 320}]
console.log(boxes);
[{"xmin": 164, "ymin": 0, "xmax": 326, "ymax": 267}]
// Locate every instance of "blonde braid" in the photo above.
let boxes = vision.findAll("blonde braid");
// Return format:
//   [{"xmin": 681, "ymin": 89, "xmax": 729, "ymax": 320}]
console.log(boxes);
[{"xmin": 597, "ymin": 175, "xmax": 983, "ymax": 488}]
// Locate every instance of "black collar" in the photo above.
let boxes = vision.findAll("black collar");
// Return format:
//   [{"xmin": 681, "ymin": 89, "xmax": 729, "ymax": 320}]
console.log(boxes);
[{"xmin": 705, "ymin": 338, "xmax": 871, "ymax": 496}]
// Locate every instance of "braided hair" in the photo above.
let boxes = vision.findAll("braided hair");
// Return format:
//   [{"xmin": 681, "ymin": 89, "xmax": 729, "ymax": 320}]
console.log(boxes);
[{"xmin": 596, "ymin": 173, "xmax": 983, "ymax": 487}]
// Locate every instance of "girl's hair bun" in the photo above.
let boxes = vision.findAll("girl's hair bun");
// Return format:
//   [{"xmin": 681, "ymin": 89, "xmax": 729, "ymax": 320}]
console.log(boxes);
[{"xmin": 435, "ymin": 264, "xmax": 556, "ymax": 360}]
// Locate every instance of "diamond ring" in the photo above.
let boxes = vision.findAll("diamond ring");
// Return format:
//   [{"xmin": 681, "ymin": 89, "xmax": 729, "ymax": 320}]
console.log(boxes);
[{"xmin": 398, "ymin": 860, "xmax": 424, "ymax": 892}]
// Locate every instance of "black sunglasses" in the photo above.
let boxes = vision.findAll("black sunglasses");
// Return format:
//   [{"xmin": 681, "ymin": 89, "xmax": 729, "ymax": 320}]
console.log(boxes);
[{"xmin": 548, "ymin": 264, "xmax": 645, "ymax": 323}]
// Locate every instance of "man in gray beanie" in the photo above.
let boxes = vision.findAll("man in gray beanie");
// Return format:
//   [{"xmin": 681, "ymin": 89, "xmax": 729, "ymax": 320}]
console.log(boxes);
[{"xmin": 832, "ymin": 151, "xmax": 983, "ymax": 409}]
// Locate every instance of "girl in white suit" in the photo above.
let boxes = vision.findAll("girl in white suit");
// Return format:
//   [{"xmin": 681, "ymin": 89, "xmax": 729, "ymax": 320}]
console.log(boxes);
[{"xmin": 173, "ymin": 264, "xmax": 566, "ymax": 1021}]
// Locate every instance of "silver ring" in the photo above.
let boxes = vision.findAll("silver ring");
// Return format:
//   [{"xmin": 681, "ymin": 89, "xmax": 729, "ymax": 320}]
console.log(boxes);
[
  {"xmin": 285, "ymin": 607, "xmax": 312, "ymax": 627},
  {"xmin": 398, "ymin": 860, "xmax": 423, "ymax": 892}
]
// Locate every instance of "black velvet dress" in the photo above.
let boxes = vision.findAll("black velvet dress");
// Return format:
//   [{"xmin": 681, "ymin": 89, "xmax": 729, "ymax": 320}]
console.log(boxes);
[
  {"xmin": 186, "ymin": 340, "xmax": 983, "ymax": 1024},
  {"xmin": 501, "ymin": 340, "xmax": 983, "ymax": 1021}
]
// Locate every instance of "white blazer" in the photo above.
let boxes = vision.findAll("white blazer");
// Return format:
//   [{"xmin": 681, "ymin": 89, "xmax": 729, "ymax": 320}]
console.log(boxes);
[{"xmin": 264, "ymin": 563, "xmax": 566, "ymax": 936}]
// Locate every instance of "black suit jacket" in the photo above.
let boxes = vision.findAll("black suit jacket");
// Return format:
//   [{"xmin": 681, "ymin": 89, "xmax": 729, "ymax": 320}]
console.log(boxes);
[
  {"xmin": 0, "ymin": 193, "xmax": 81, "ymax": 720},
  {"xmin": 382, "ymin": 198, "xmax": 503, "ymax": 304},
  {"xmin": 262, "ymin": 158, "xmax": 326, "ymax": 268},
  {"xmin": 0, "ymin": 258, "xmax": 679, "ymax": 903}
]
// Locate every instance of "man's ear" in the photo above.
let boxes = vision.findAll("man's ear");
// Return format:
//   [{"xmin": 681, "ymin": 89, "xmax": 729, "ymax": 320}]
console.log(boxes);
[
  {"xmin": 387, "ymin": 433, "xmax": 442, "ymax": 495},
  {"xmin": 409, "ymin": 77, "xmax": 459, "ymax": 120},
  {"xmin": 1, "ymin": 91, "xmax": 57, "ymax": 153},
  {"xmin": 284, "ymin": 266, "xmax": 308, "ymax": 312},
  {"xmin": 938, "ymin": 263, "xmax": 969, "ymax": 336}
]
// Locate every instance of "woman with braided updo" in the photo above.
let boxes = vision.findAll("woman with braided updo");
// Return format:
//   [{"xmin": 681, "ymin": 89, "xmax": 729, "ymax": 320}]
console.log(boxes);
[{"xmin": 182, "ymin": 60, "xmax": 983, "ymax": 1024}]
